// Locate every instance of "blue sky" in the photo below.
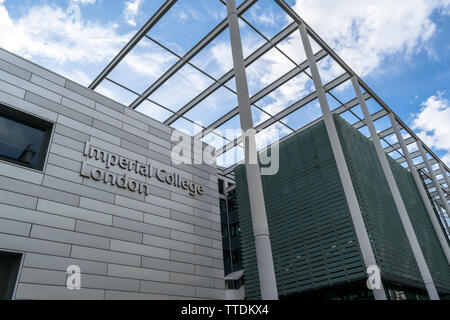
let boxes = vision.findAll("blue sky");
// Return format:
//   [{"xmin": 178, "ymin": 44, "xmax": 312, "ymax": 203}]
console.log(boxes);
[{"xmin": 0, "ymin": 0, "xmax": 449, "ymax": 167}]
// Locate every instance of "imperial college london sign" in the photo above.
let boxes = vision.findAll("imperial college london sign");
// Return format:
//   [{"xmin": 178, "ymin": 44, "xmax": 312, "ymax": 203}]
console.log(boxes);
[{"xmin": 80, "ymin": 142, "xmax": 205, "ymax": 197}]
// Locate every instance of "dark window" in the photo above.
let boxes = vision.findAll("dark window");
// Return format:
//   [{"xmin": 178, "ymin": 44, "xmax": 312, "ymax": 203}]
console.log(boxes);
[
  {"xmin": 218, "ymin": 179, "xmax": 225, "ymax": 195},
  {"xmin": 0, "ymin": 251, "xmax": 22, "ymax": 300},
  {"xmin": 0, "ymin": 105, "xmax": 52, "ymax": 170}
]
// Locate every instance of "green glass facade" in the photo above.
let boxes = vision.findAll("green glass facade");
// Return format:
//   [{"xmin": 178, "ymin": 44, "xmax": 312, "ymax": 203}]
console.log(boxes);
[{"xmin": 234, "ymin": 115, "xmax": 450, "ymax": 300}]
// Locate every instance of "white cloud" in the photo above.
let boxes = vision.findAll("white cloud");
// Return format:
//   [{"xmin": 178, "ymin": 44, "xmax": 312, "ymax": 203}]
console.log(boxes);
[
  {"xmin": 124, "ymin": 0, "xmax": 144, "ymax": 27},
  {"xmin": 178, "ymin": 11, "xmax": 188, "ymax": 21},
  {"xmin": 250, "ymin": 5, "xmax": 276, "ymax": 26},
  {"xmin": 71, "ymin": 0, "xmax": 96, "ymax": 4},
  {"xmin": 0, "ymin": 3, "xmax": 129, "ymax": 65},
  {"xmin": 201, "ymin": 0, "xmax": 450, "ymax": 131},
  {"xmin": 411, "ymin": 92, "xmax": 450, "ymax": 166},
  {"xmin": 293, "ymin": 0, "xmax": 450, "ymax": 77},
  {"xmin": 123, "ymin": 51, "xmax": 176, "ymax": 79}
]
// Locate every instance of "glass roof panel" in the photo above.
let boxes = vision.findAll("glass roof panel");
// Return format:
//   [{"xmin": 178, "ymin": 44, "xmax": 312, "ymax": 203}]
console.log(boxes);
[
  {"xmin": 135, "ymin": 100, "xmax": 174, "ymax": 123},
  {"xmin": 215, "ymin": 114, "xmax": 242, "ymax": 142},
  {"xmin": 246, "ymin": 47, "xmax": 297, "ymax": 96},
  {"xmin": 339, "ymin": 109, "xmax": 360, "ymax": 125},
  {"xmin": 184, "ymin": 86, "xmax": 238, "ymax": 127},
  {"xmin": 281, "ymin": 98, "xmax": 322, "ymax": 131},
  {"xmin": 366, "ymin": 98, "xmax": 383, "ymax": 114},
  {"xmin": 276, "ymin": 31, "xmax": 307, "ymax": 65},
  {"xmin": 407, "ymin": 142, "xmax": 419, "ymax": 153},
  {"xmin": 252, "ymin": 71, "xmax": 314, "ymax": 123},
  {"xmin": 225, "ymin": 77, "xmax": 237, "ymax": 92},
  {"xmin": 256, "ymin": 122, "xmax": 290, "ymax": 152},
  {"xmin": 309, "ymin": 34, "xmax": 323, "ymax": 55},
  {"xmin": 107, "ymin": 37, "xmax": 178, "ymax": 95},
  {"xmin": 217, "ymin": 145, "xmax": 244, "ymax": 168},
  {"xmin": 317, "ymin": 55, "xmax": 346, "ymax": 84},
  {"xmin": 238, "ymin": 17, "xmax": 268, "ymax": 59},
  {"xmin": 358, "ymin": 126, "xmax": 370, "ymax": 138},
  {"xmin": 346, "ymin": 103, "xmax": 364, "ymax": 120},
  {"xmin": 147, "ymin": 0, "xmax": 226, "ymax": 57},
  {"xmin": 240, "ymin": 0, "xmax": 294, "ymax": 39},
  {"xmin": 149, "ymin": 64, "xmax": 215, "ymax": 112},
  {"xmin": 96, "ymin": 79, "xmax": 138, "ymax": 106},
  {"xmin": 373, "ymin": 116, "xmax": 391, "ymax": 133},
  {"xmin": 171, "ymin": 117, "xmax": 203, "ymax": 136},
  {"xmin": 201, "ymin": 130, "xmax": 227, "ymax": 151},
  {"xmin": 327, "ymin": 92, "xmax": 342, "ymax": 111},
  {"xmin": 78, "ymin": 0, "xmax": 445, "ymax": 174},
  {"xmin": 189, "ymin": 28, "xmax": 233, "ymax": 80},
  {"xmin": 327, "ymin": 79, "xmax": 357, "ymax": 106},
  {"xmin": 380, "ymin": 139, "xmax": 390, "ymax": 149},
  {"xmin": 251, "ymin": 105, "xmax": 271, "ymax": 127}
]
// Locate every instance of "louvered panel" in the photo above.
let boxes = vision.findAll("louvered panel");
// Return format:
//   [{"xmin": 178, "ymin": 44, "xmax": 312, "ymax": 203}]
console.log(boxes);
[
  {"xmin": 334, "ymin": 115, "xmax": 450, "ymax": 291},
  {"xmin": 234, "ymin": 119, "xmax": 365, "ymax": 300},
  {"xmin": 234, "ymin": 115, "xmax": 450, "ymax": 300}
]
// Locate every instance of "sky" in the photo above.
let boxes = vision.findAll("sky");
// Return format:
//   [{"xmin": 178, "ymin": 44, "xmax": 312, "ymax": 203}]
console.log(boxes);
[{"xmin": 0, "ymin": 0, "xmax": 449, "ymax": 168}]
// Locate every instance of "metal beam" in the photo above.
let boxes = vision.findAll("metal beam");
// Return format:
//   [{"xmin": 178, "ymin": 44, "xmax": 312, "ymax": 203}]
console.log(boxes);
[
  {"xmin": 439, "ymin": 161, "xmax": 450, "ymax": 191},
  {"xmin": 274, "ymin": 0, "xmax": 450, "ymax": 177},
  {"xmin": 395, "ymin": 150, "xmax": 422, "ymax": 164},
  {"xmin": 226, "ymin": 0, "xmax": 278, "ymax": 300},
  {"xmin": 215, "ymin": 73, "xmax": 351, "ymax": 157},
  {"xmin": 299, "ymin": 22, "xmax": 386, "ymax": 300},
  {"xmin": 352, "ymin": 109, "xmax": 387, "ymax": 130},
  {"xmin": 434, "ymin": 204, "xmax": 450, "ymax": 234},
  {"xmin": 426, "ymin": 178, "xmax": 447, "ymax": 189},
  {"xmin": 165, "ymin": 21, "xmax": 304, "ymax": 125},
  {"xmin": 418, "ymin": 142, "xmax": 450, "ymax": 237},
  {"xmin": 129, "ymin": 0, "xmax": 257, "ymax": 110},
  {"xmin": 416, "ymin": 158, "xmax": 437, "ymax": 170},
  {"xmin": 389, "ymin": 113, "xmax": 450, "ymax": 263},
  {"xmin": 429, "ymin": 191, "xmax": 450, "ymax": 201},
  {"xmin": 221, "ymin": 92, "xmax": 368, "ymax": 176},
  {"xmin": 195, "ymin": 50, "xmax": 327, "ymax": 140},
  {"xmin": 378, "ymin": 127, "xmax": 394, "ymax": 139},
  {"xmin": 384, "ymin": 136, "xmax": 415, "ymax": 153},
  {"xmin": 89, "ymin": 0, "xmax": 178, "ymax": 90},
  {"xmin": 354, "ymin": 76, "xmax": 439, "ymax": 300}
]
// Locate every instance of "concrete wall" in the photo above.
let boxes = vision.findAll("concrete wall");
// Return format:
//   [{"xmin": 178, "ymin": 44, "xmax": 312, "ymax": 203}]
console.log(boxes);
[{"xmin": 0, "ymin": 48, "xmax": 224, "ymax": 300}]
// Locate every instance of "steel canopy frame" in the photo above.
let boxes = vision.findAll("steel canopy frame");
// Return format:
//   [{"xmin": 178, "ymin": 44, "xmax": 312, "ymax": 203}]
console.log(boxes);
[
  {"xmin": 88, "ymin": 0, "xmax": 450, "ymax": 297},
  {"xmin": 89, "ymin": 0, "xmax": 450, "ymax": 183},
  {"xmin": 89, "ymin": 0, "xmax": 178, "ymax": 90},
  {"xmin": 88, "ymin": 0, "xmax": 450, "ymax": 233}
]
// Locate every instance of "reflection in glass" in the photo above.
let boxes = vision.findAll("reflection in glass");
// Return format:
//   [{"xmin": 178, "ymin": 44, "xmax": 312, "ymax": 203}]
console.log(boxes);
[{"xmin": 0, "ymin": 115, "xmax": 46, "ymax": 169}]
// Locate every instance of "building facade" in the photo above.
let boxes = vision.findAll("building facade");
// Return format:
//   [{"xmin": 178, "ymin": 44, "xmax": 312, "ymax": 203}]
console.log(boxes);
[
  {"xmin": 0, "ymin": 48, "xmax": 225, "ymax": 300},
  {"xmin": 233, "ymin": 116, "xmax": 450, "ymax": 300}
]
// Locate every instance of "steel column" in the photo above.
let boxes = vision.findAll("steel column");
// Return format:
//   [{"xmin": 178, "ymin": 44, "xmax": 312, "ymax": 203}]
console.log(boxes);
[
  {"xmin": 275, "ymin": 0, "xmax": 450, "ymax": 178},
  {"xmin": 165, "ymin": 21, "xmax": 302, "ymax": 126},
  {"xmin": 298, "ymin": 24, "xmax": 386, "ymax": 300},
  {"xmin": 129, "ymin": 0, "xmax": 257, "ymax": 110},
  {"xmin": 438, "ymin": 162, "xmax": 450, "ymax": 198},
  {"xmin": 435, "ymin": 202, "xmax": 450, "ymax": 233},
  {"xmin": 352, "ymin": 74, "xmax": 439, "ymax": 300},
  {"xmin": 389, "ymin": 113, "xmax": 450, "ymax": 264},
  {"xmin": 226, "ymin": 0, "xmax": 278, "ymax": 300},
  {"xmin": 419, "ymin": 143, "xmax": 450, "ymax": 232}
]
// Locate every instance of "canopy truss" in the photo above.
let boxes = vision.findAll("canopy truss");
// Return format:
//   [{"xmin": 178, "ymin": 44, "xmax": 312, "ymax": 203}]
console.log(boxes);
[{"xmin": 89, "ymin": 0, "xmax": 450, "ymax": 231}]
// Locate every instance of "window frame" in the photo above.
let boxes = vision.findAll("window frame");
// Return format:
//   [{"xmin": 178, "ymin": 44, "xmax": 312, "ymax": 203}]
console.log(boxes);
[
  {"xmin": 0, "ymin": 251, "xmax": 23, "ymax": 300},
  {"xmin": 0, "ymin": 104, "xmax": 53, "ymax": 171}
]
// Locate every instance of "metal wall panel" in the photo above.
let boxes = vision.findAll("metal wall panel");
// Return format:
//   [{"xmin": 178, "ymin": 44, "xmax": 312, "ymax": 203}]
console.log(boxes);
[{"xmin": 0, "ymin": 48, "xmax": 222, "ymax": 299}]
